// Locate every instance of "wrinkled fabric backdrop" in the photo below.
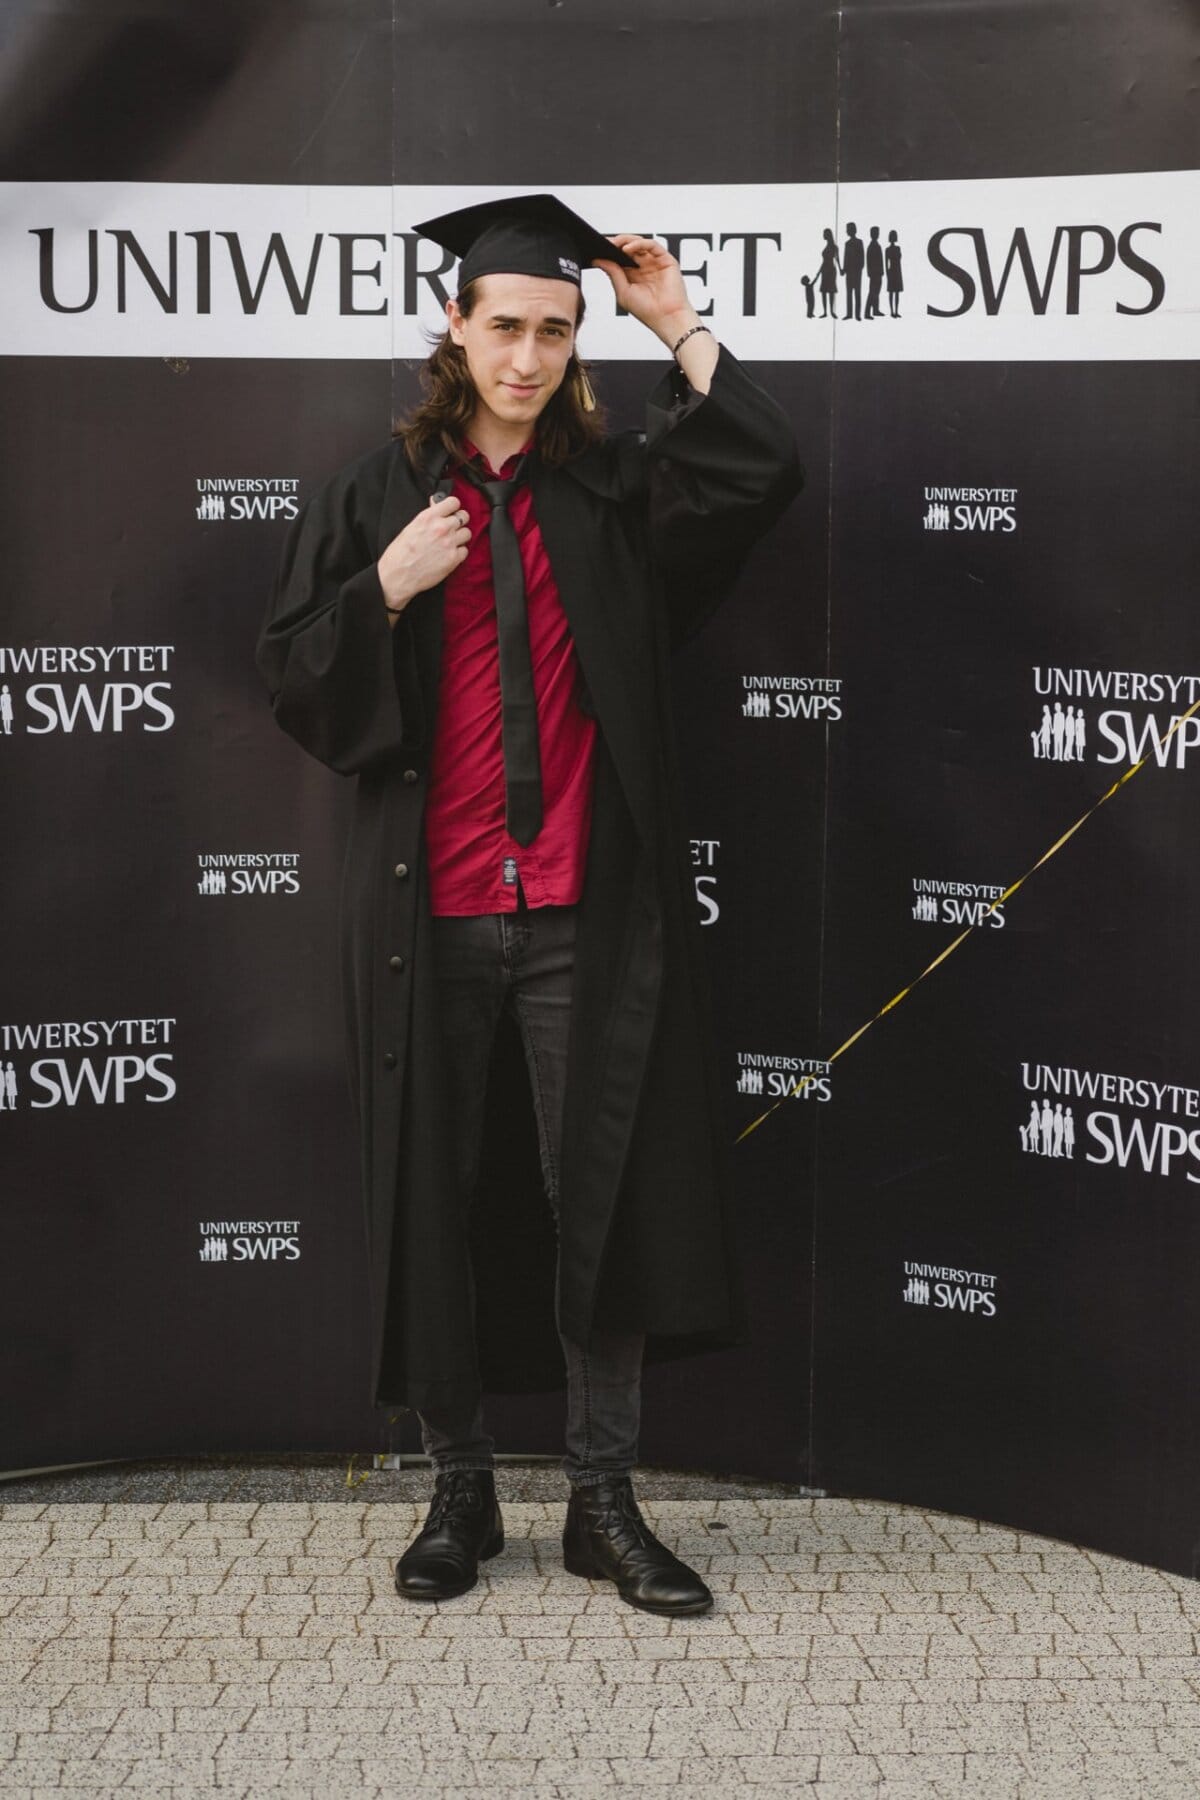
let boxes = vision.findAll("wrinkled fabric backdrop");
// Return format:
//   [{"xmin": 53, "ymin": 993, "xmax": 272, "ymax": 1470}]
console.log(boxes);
[{"xmin": 2, "ymin": 0, "xmax": 1199, "ymax": 1579}]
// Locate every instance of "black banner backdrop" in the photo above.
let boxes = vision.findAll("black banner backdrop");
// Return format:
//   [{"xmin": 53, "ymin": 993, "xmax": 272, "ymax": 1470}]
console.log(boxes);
[{"xmin": 1, "ymin": 0, "xmax": 1197, "ymax": 1577}]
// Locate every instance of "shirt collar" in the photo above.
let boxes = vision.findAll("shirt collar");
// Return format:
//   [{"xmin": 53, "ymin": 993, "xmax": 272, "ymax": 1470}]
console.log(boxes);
[{"xmin": 462, "ymin": 435, "xmax": 535, "ymax": 479}]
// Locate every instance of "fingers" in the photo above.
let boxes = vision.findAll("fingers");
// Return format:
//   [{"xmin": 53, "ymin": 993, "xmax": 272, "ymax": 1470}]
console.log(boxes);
[
  {"xmin": 604, "ymin": 233, "xmax": 669, "ymax": 260},
  {"xmin": 425, "ymin": 495, "xmax": 470, "ymax": 532}
]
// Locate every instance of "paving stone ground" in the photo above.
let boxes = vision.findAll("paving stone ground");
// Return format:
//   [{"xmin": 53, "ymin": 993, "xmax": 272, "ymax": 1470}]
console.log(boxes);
[{"xmin": 2, "ymin": 1459, "xmax": 1199, "ymax": 1798}]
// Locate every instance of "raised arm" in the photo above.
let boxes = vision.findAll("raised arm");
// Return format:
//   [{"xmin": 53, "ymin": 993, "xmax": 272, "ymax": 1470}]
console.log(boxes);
[
  {"xmin": 643, "ymin": 343, "xmax": 804, "ymax": 648},
  {"xmin": 592, "ymin": 233, "xmax": 803, "ymax": 651}
]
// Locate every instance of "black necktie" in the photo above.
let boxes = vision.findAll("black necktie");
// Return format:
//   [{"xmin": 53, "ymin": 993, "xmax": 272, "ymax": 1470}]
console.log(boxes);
[{"xmin": 454, "ymin": 450, "xmax": 543, "ymax": 846}]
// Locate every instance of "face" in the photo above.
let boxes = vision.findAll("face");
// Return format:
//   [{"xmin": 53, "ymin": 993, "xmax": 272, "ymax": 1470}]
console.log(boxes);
[{"xmin": 447, "ymin": 272, "xmax": 581, "ymax": 437}]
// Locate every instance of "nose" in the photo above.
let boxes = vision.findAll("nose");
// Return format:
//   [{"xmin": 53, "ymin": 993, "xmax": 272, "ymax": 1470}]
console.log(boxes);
[{"xmin": 510, "ymin": 332, "xmax": 541, "ymax": 377}]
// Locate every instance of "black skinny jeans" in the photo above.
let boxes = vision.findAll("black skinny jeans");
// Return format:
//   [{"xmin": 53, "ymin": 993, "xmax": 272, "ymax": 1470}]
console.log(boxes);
[{"xmin": 418, "ymin": 883, "xmax": 646, "ymax": 1487}]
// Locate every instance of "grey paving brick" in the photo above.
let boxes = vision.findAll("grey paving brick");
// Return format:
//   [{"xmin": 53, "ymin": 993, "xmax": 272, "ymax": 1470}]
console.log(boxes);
[{"xmin": 0, "ymin": 1483, "xmax": 1197, "ymax": 1797}]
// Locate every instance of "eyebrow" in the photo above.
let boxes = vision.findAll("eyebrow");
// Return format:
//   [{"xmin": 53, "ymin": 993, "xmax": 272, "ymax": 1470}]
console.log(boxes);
[{"xmin": 487, "ymin": 312, "xmax": 574, "ymax": 328}]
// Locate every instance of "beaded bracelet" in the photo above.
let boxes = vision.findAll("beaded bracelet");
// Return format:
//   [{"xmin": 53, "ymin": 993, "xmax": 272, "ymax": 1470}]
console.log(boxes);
[{"xmin": 671, "ymin": 323, "xmax": 714, "ymax": 357}]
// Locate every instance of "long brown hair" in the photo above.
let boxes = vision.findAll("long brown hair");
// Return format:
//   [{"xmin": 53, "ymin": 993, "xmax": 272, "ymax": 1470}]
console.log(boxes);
[{"xmin": 393, "ymin": 277, "xmax": 608, "ymax": 473}]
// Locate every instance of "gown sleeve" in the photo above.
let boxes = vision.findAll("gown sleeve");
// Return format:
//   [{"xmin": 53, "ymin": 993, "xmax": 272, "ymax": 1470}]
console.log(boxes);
[
  {"xmin": 640, "ymin": 341, "xmax": 804, "ymax": 650},
  {"xmin": 255, "ymin": 443, "xmax": 418, "ymax": 776}
]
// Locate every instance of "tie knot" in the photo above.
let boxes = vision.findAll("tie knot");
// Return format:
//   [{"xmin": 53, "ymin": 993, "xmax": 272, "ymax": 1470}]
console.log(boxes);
[
  {"xmin": 457, "ymin": 447, "xmax": 528, "ymax": 510},
  {"xmin": 480, "ymin": 476, "xmax": 519, "ymax": 510}
]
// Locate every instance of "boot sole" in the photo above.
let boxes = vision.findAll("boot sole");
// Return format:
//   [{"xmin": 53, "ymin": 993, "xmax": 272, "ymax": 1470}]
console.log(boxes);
[
  {"xmin": 394, "ymin": 1530, "xmax": 504, "ymax": 1602},
  {"xmin": 562, "ymin": 1545, "xmax": 713, "ymax": 1615}
]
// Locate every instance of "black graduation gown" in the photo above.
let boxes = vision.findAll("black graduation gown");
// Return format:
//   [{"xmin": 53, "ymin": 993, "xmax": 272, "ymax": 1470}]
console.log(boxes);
[{"xmin": 256, "ymin": 344, "xmax": 803, "ymax": 1418}]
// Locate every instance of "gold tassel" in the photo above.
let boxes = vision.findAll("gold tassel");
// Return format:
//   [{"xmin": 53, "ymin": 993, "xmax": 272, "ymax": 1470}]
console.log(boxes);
[{"xmin": 574, "ymin": 359, "xmax": 596, "ymax": 413}]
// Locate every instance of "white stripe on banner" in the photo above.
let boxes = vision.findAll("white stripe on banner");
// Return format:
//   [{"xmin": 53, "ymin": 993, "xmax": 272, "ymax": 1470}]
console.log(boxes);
[{"xmin": 1, "ymin": 177, "xmax": 1197, "ymax": 360}]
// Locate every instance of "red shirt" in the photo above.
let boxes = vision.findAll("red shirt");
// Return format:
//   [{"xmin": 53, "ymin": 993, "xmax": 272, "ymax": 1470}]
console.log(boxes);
[{"xmin": 423, "ymin": 437, "xmax": 598, "ymax": 916}]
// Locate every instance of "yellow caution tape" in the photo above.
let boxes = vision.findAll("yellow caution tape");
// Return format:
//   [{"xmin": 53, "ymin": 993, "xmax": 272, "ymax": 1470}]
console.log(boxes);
[{"xmin": 735, "ymin": 696, "xmax": 1200, "ymax": 1143}]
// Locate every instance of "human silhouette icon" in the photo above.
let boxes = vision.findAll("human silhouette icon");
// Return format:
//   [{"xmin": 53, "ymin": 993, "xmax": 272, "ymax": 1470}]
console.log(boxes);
[
  {"xmin": 818, "ymin": 228, "xmax": 841, "ymax": 318},
  {"xmin": 885, "ymin": 231, "xmax": 903, "ymax": 317},
  {"xmin": 1052, "ymin": 1103, "xmax": 1065, "ymax": 1156},
  {"xmin": 0, "ymin": 685, "xmax": 12, "ymax": 734},
  {"xmin": 1051, "ymin": 701, "xmax": 1067, "ymax": 761},
  {"xmin": 1023, "ymin": 1100, "xmax": 1041, "ymax": 1153},
  {"xmin": 801, "ymin": 275, "xmax": 816, "ymax": 319},
  {"xmin": 1074, "ymin": 709, "xmax": 1086, "ymax": 760},
  {"xmin": 865, "ymin": 227, "xmax": 883, "ymax": 318},
  {"xmin": 842, "ymin": 224, "xmax": 864, "ymax": 320},
  {"xmin": 3, "ymin": 1061, "xmax": 16, "ymax": 1109}
]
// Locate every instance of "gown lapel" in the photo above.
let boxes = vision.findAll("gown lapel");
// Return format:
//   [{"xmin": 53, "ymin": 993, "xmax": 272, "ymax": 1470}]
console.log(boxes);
[{"xmin": 528, "ymin": 450, "xmax": 660, "ymax": 857}]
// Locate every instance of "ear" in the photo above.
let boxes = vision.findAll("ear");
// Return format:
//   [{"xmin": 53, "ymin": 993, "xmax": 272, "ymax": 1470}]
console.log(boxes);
[{"xmin": 446, "ymin": 296, "xmax": 465, "ymax": 346}]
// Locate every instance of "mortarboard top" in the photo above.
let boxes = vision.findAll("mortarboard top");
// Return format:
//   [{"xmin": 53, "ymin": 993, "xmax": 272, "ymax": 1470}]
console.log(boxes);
[{"xmin": 411, "ymin": 192, "xmax": 638, "ymax": 292}]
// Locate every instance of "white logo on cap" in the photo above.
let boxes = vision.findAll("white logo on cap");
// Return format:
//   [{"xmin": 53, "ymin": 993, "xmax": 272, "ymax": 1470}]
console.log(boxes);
[{"xmin": 558, "ymin": 257, "xmax": 580, "ymax": 278}]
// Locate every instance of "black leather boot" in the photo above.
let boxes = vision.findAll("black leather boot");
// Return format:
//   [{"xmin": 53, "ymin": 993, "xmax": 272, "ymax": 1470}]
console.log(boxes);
[
  {"xmin": 562, "ymin": 1476, "xmax": 714, "ymax": 1616},
  {"xmin": 394, "ymin": 1468, "xmax": 504, "ymax": 1601}
]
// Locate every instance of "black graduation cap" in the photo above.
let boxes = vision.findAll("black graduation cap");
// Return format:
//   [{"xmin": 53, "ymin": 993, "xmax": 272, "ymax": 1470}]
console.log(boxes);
[{"xmin": 411, "ymin": 192, "xmax": 638, "ymax": 291}]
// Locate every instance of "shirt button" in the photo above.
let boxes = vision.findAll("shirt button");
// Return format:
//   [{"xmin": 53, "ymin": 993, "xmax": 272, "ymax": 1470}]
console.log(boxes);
[
  {"xmin": 393, "ymin": 863, "xmax": 409, "ymax": 880},
  {"xmin": 403, "ymin": 768, "xmax": 419, "ymax": 784},
  {"xmin": 388, "ymin": 955, "xmax": 405, "ymax": 972},
  {"xmin": 382, "ymin": 1051, "xmax": 397, "ymax": 1070}
]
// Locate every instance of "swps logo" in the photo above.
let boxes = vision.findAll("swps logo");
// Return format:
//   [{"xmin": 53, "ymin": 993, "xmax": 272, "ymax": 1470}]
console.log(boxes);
[
  {"xmin": 196, "ymin": 852, "xmax": 300, "ymax": 896},
  {"xmin": 0, "ymin": 1018, "xmax": 177, "ymax": 1110},
  {"xmin": 736, "ymin": 1053, "xmax": 830, "ymax": 1102},
  {"xmin": 8, "ymin": 172, "xmax": 1194, "ymax": 362},
  {"xmin": 1031, "ymin": 667, "xmax": 1200, "ymax": 770},
  {"xmin": 903, "ymin": 1261, "xmax": 997, "ymax": 1317},
  {"xmin": 922, "ymin": 486, "xmax": 1017, "ymax": 532},
  {"xmin": 195, "ymin": 476, "xmax": 299, "ymax": 522},
  {"xmin": 912, "ymin": 877, "xmax": 1006, "ymax": 929},
  {"xmin": 199, "ymin": 1219, "xmax": 301, "ymax": 1263},
  {"xmin": 927, "ymin": 222, "xmax": 1163, "ymax": 318},
  {"xmin": 0, "ymin": 645, "xmax": 175, "ymax": 734},
  {"xmin": 1021, "ymin": 1061, "xmax": 1200, "ymax": 1185},
  {"xmin": 741, "ymin": 675, "xmax": 842, "ymax": 722}
]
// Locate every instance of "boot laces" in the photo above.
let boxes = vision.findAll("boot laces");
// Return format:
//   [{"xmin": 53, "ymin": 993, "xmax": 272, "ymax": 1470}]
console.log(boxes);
[
  {"xmin": 598, "ymin": 1482, "xmax": 658, "ymax": 1556},
  {"xmin": 427, "ymin": 1470, "xmax": 485, "ymax": 1530}
]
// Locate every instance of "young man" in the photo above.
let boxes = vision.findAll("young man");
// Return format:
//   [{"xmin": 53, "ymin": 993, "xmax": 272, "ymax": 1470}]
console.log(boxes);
[{"xmin": 258, "ymin": 194, "xmax": 802, "ymax": 1616}]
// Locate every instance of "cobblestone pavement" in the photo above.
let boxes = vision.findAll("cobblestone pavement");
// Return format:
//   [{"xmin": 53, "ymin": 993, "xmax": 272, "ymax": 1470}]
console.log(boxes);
[{"xmin": 3, "ymin": 1465, "xmax": 1200, "ymax": 1797}]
